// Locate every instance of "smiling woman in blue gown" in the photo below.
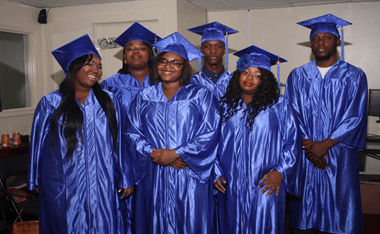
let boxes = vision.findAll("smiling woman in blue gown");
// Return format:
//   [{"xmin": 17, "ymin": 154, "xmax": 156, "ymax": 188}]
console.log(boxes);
[
  {"xmin": 27, "ymin": 35, "xmax": 130, "ymax": 233},
  {"xmin": 213, "ymin": 45, "xmax": 303, "ymax": 234},
  {"xmin": 125, "ymin": 32, "xmax": 220, "ymax": 233}
]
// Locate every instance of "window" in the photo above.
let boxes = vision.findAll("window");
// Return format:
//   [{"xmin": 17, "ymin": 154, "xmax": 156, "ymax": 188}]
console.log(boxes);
[{"xmin": 0, "ymin": 31, "xmax": 30, "ymax": 110}]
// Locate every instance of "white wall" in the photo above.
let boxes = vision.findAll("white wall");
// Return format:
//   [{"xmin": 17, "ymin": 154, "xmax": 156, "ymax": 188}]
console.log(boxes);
[
  {"xmin": 0, "ymin": 0, "xmax": 42, "ymax": 136},
  {"xmin": 208, "ymin": 2, "xmax": 380, "ymax": 135},
  {"xmin": 0, "ymin": 0, "xmax": 186, "ymax": 136},
  {"xmin": 177, "ymin": 0, "xmax": 207, "ymax": 71},
  {"xmin": 0, "ymin": 0, "xmax": 379, "ymax": 138}
]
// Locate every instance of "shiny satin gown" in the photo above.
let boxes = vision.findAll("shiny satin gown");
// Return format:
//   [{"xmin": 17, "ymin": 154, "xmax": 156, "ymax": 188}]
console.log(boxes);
[
  {"xmin": 191, "ymin": 70, "xmax": 233, "ymax": 100},
  {"xmin": 215, "ymin": 95, "xmax": 302, "ymax": 234},
  {"xmin": 101, "ymin": 73, "xmax": 151, "ymax": 93},
  {"xmin": 101, "ymin": 73, "xmax": 151, "ymax": 233},
  {"xmin": 28, "ymin": 89, "xmax": 129, "ymax": 234},
  {"xmin": 126, "ymin": 83, "xmax": 220, "ymax": 233},
  {"xmin": 285, "ymin": 60, "xmax": 368, "ymax": 233}
]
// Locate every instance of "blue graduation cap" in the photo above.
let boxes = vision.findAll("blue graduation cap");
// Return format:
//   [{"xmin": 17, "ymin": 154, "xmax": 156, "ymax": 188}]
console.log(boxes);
[
  {"xmin": 188, "ymin": 21, "xmax": 238, "ymax": 69},
  {"xmin": 52, "ymin": 34, "xmax": 101, "ymax": 73},
  {"xmin": 114, "ymin": 22, "xmax": 161, "ymax": 47},
  {"xmin": 234, "ymin": 45, "xmax": 287, "ymax": 88},
  {"xmin": 152, "ymin": 32, "xmax": 204, "ymax": 62},
  {"xmin": 297, "ymin": 14, "xmax": 352, "ymax": 61}
]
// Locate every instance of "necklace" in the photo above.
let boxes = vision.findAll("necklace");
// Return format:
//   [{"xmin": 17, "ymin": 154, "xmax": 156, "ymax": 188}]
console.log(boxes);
[{"xmin": 80, "ymin": 103, "xmax": 84, "ymax": 107}]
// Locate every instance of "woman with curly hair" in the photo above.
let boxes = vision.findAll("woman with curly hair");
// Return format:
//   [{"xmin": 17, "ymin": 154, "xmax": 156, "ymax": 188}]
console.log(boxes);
[
  {"xmin": 213, "ymin": 45, "xmax": 303, "ymax": 234},
  {"xmin": 126, "ymin": 32, "xmax": 220, "ymax": 233}
]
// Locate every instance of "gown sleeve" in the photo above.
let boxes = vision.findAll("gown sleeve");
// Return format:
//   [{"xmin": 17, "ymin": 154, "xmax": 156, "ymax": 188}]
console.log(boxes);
[
  {"xmin": 190, "ymin": 73, "xmax": 202, "ymax": 86},
  {"xmin": 212, "ymin": 155, "xmax": 224, "ymax": 183},
  {"xmin": 285, "ymin": 69, "xmax": 311, "ymax": 140},
  {"xmin": 125, "ymin": 92, "xmax": 155, "ymax": 184},
  {"xmin": 100, "ymin": 79, "xmax": 110, "ymax": 91},
  {"xmin": 328, "ymin": 70, "xmax": 368, "ymax": 150},
  {"xmin": 273, "ymin": 97, "xmax": 304, "ymax": 197},
  {"xmin": 111, "ymin": 94, "xmax": 134, "ymax": 189},
  {"xmin": 27, "ymin": 96, "xmax": 54, "ymax": 190},
  {"xmin": 174, "ymin": 89, "xmax": 220, "ymax": 182}
]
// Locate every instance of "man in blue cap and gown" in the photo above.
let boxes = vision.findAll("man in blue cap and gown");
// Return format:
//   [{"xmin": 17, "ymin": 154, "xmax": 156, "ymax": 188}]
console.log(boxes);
[
  {"xmin": 188, "ymin": 21, "xmax": 238, "ymax": 100},
  {"xmin": 285, "ymin": 14, "xmax": 368, "ymax": 234}
]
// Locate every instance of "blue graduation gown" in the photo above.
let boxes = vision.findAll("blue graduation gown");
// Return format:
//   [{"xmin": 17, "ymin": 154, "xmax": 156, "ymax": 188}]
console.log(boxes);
[
  {"xmin": 285, "ymin": 60, "xmax": 368, "ymax": 233},
  {"xmin": 101, "ymin": 73, "xmax": 151, "ymax": 93},
  {"xmin": 215, "ymin": 96, "xmax": 302, "ymax": 234},
  {"xmin": 101, "ymin": 73, "xmax": 151, "ymax": 233},
  {"xmin": 191, "ymin": 70, "xmax": 233, "ymax": 100},
  {"xmin": 125, "ymin": 83, "xmax": 220, "ymax": 233},
  {"xmin": 27, "ymin": 89, "xmax": 129, "ymax": 234}
]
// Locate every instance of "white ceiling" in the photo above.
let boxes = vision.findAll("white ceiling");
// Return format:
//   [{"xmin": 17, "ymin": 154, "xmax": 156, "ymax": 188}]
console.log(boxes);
[{"xmin": 9, "ymin": 0, "xmax": 380, "ymax": 11}]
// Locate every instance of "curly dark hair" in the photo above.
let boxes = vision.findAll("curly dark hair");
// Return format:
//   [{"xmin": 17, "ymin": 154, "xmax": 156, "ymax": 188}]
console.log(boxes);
[
  {"xmin": 117, "ymin": 41, "xmax": 155, "ymax": 74},
  {"xmin": 149, "ymin": 52, "xmax": 192, "ymax": 86},
  {"xmin": 220, "ymin": 68, "xmax": 280, "ymax": 131}
]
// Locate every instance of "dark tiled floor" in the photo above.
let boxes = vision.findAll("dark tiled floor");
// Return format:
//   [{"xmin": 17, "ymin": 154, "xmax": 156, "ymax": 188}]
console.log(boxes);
[{"xmin": 286, "ymin": 214, "xmax": 380, "ymax": 234}]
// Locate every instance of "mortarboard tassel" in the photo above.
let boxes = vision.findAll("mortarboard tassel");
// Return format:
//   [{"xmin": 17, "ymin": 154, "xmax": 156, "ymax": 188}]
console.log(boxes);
[
  {"xmin": 277, "ymin": 59, "xmax": 281, "ymax": 89},
  {"xmin": 341, "ymin": 27, "xmax": 345, "ymax": 61},
  {"xmin": 198, "ymin": 54, "xmax": 202, "ymax": 75},
  {"xmin": 198, "ymin": 53, "xmax": 204, "ymax": 86},
  {"xmin": 154, "ymin": 36, "xmax": 158, "ymax": 56},
  {"xmin": 225, "ymin": 32, "xmax": 229, "ymax": 68}
]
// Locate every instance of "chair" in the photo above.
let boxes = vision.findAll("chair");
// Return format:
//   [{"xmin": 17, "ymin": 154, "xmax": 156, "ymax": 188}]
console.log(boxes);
[{"xmin": 0, "ymin": 154, "xmax": 38, "ymax": 233}]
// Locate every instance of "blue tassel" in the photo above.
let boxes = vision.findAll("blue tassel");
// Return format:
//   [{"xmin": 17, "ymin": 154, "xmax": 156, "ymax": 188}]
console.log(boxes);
[
  {"xmin": 277, "ymin": 56, "xmax": 281, "ymax": 89},
  {"xmin": 198, "ymin": 54, "xmax": 202, "ymax": 74},
  {"xmin": 225, "ymin": 33, "xmax": 229, "ymax": 68},
  {"xmin": 341, "ymin": 28, "xmax": 345, "ymax": 61},
  {"xmin": 277, "ymin": 62, "xmax": 281, "ymax": 89}
]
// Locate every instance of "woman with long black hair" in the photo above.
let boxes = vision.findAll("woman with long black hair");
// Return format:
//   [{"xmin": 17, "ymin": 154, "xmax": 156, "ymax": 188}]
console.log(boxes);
[
  {"xmin": 213, "ymin": 45, "xmax": 303, "ymax": 234},
  {"xmin": 27, "ymin": 34, "xmax": 130, "ymax": 233}
]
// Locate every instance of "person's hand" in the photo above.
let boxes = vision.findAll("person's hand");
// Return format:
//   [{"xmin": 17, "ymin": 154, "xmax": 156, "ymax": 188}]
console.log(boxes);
[
  {"xmin": 303, "ymin": 139, "xmax": 337, "ymax": 170},
  {"xmin": 303, "ymin": 139, "xmax": 320, "ymax": 162},
  {"xmin": 307, "ymin": 141, "xmax": 330, "ymax": 158},
  {"xmin": 150, "ymin": 148, "xmax": 162, "ymax": 161},
  {"xmin": 311, "ymin": 156, "xmax": 329, "ymax": 170},
  {"xmin": 118, "ymin": 186, "xmax": 134, "ymax": 199},
  {"xmin": 302, "ymin": 139, "xmax": 313, "ymax": 148},
  {"xmin": 213, "ymin": 177, "xmax": 227, "ymax": 193},
  {"xmin": 169, "ymin": 158, "xmax": 187, "ymax": 169},
  {"xmin": 150, "ymin": 149, "xmax": 179, "ymax": 166},
  {"xmin": 258, "ymin": 170, "xmax": 282, "ymax": 196}
]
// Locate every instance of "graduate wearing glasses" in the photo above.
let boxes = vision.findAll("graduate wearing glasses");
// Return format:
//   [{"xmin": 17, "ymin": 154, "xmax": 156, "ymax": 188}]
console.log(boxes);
[{"xmin": 125, "ymin": 32, "xmax": 220, "ymax": 233}]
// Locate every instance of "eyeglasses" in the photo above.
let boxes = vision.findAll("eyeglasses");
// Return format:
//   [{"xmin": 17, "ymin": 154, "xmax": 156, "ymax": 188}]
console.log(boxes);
[{"xmin": 158, "ymin": 58, "xmax": 184, "ymax": 68}]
